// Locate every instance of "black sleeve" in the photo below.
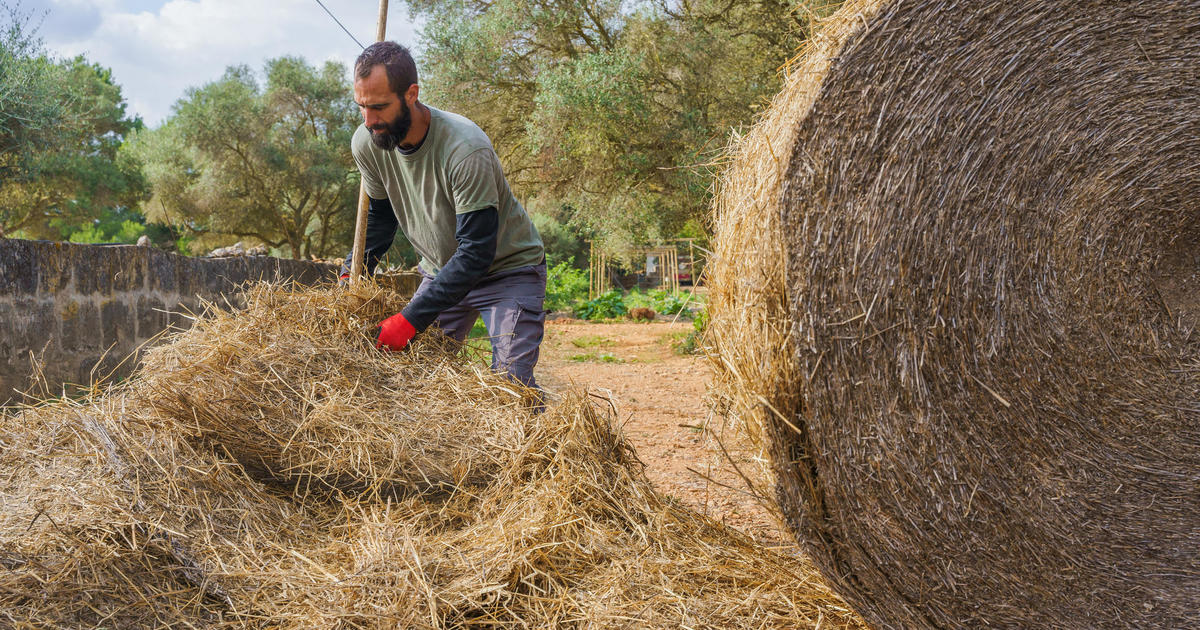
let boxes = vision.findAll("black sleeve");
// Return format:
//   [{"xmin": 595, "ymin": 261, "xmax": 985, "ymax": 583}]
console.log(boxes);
[
  {"xmin": 401, "ymin": 207, "xmax": 498, "ymax": 331},
  {"xmin": 341, "ymin": 196, "xmax": 398, "ymax": 277}
]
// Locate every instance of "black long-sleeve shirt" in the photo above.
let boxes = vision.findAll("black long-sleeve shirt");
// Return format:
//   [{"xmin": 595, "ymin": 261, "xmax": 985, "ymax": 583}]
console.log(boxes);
[{"xmin": 342, "ymin": 196, "xmax": 498, "ymax": 332}]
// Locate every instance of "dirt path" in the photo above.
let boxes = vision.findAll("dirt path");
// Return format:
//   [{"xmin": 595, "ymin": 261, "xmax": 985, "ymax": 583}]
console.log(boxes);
[{"xmin": 535, "ymin": 318, "xmax": 794, "ymax": 548}]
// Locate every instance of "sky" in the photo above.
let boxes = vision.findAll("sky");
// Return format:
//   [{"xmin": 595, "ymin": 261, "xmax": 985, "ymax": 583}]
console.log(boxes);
[{"xmin": 14, "ymin": 0, "xmax": 424, "ymax": 126}]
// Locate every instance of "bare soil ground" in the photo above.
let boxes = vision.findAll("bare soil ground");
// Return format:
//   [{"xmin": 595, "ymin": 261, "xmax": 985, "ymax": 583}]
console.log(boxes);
[{"xmin": 535, "ymin": 318, "xmax": 795, "ymax": 549}]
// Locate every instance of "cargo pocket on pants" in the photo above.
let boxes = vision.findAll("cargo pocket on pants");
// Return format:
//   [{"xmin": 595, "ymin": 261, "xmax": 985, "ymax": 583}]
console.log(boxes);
[{"xmin": 493, "ymin": 297, "xmax": 546, "ymax": 386}]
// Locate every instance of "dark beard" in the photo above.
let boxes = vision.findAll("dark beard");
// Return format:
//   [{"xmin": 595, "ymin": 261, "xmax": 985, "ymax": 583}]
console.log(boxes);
[{"xmin": 369, "ymin": 100, "xmax": 412, "ymax": 151}]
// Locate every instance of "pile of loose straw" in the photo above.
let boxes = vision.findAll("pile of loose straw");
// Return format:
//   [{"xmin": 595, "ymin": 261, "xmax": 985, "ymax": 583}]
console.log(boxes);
[
  {"xmin": 0, "ymin": 282, "xmax": 863, "ymax": 629},
  {"xmin": 709, "ymin": 1, "xmax": 1199, "ymax": 628}
]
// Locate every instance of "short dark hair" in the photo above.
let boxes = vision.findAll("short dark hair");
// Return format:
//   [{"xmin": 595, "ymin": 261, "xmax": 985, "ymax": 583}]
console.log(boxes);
[{"xmin": 355, "ymin": 41, "xmax": 418, "ymax": 97}]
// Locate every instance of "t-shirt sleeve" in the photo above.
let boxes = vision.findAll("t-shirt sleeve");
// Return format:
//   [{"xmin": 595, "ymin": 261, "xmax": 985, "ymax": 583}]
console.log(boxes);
[
  {"xmin": 449, "ymin": 148, "xmax": 501, "ymax": 214},
  {"xmin": 352, "ymin": 128, "xmax": 389, "ymax": 200}
]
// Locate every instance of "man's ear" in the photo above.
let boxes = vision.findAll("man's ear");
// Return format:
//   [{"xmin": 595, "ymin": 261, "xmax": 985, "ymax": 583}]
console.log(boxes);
[{"xmin": 405, "ymin": 83, "xmax": 420, "ymax": 106}]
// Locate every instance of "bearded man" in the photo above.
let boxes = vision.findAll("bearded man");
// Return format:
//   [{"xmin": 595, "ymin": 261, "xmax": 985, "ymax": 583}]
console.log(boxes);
[{"xmin": 341, "ymin": 41, "xmax": 546, "ymax": 389}]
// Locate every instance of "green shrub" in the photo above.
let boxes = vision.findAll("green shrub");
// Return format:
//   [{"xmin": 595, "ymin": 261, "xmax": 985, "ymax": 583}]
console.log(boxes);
[
  {"xmin": 546, "ymin": 258, "xmax": 590, "ymax": 312},
  {"xmin": 531, "ymin": 212, "xmax": 588, "ymax": 268},
  {"xmin": 672, "ymin": 305, "xmax": 709, "ymax": 355},
  {"xmin": 622, "ymin": 288, "xmax": 651, "ymax": 309},
  {"xmin": 68, "ymin": 219, "xmax": 145, "ymax": 244},
  {"xmin": 624, "ymin": 288, "xmax": 697, "ymax": 316},
  {"xmin": 175, "ymin": 234, "xmax": 196, "ymax": 256},
  {"xmin": 692, "ymin": 304, "xmax": 709, "ymax": 333},
  {"xmin": 573, "ymin": 290, "xmax": 628, "ymax": 320},
  {"xmin": 572, "ymin": 287, "xmax": 700, "ymax": 321},
  {"xmin": 650, "ymin": 289, "xmax": 691, "ymax": 315}
]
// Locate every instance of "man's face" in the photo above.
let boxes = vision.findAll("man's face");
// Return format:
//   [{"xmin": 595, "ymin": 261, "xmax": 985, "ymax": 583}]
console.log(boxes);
[{"xmin": 354, "ymin": 64, "xmax": 412, "ymax": 150}]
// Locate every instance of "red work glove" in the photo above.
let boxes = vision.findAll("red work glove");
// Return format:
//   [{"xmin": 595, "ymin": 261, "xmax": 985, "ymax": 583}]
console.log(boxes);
[{"xmin": 376, "ymin": 312, "xmax": 416, "ymax": 352}]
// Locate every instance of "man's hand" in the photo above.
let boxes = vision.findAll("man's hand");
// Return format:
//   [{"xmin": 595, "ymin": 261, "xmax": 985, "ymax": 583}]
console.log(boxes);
[{"xmin": 376, "ymin": 312, "xmax": 417, "ymax": 351}]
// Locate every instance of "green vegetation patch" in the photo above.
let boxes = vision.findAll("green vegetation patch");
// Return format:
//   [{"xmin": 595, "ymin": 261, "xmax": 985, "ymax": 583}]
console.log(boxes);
[
  {"xmin": 569, "ymin": 352, "xmax": 625, "ymax": 364},
  {"xmin": 545, "ymin": 259, "xmax": 590, "ymax": 312},
  {"xmin": 572, "ymin": 291, "xmax": 628, "ymax": 320},
  {"xmin": 570, "ymin": 335, "xmax": 615, "ymax": 349}
]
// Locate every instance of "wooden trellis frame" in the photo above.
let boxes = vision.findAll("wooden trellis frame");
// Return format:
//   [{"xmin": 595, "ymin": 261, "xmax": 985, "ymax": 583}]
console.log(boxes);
[
  {"xmin": 589, "ymin": 241, "xmax": 611, "ymax": 298},
  {"xmin": 588, "ymin": 240, "xmax": 697, "ymax": 298}
]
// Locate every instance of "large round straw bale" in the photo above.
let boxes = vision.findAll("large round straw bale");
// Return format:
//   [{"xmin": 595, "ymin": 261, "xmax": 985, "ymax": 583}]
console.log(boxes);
[{"xmin": 712, "ymin": 1, "xmax": 1199, "ymax": 628}]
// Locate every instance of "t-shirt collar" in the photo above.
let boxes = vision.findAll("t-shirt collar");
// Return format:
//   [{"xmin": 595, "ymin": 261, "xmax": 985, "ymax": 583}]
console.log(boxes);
[{"xmin": 396, "ymin": 106, "xmax": 435, "ymax": 160}]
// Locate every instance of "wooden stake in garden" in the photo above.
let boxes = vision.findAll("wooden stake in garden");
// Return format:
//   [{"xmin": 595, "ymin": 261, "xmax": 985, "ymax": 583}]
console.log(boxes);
[{"xmin": 349, "ymin": 0, "xmax": 389, "ymax": 285}]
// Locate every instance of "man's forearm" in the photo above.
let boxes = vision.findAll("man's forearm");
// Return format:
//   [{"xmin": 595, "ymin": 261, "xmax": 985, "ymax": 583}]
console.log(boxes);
[{"xmin": 401, "ymin": 207, "xmax": 498, "ymax": 331}]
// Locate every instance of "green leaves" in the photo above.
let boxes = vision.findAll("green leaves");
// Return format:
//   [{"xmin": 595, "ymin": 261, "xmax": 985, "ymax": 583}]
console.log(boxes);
[
  {"xmin": 530, "ymin": 50, "xmax": 650, "ymax": 168},
  {"xmin": 0, "ymin": 3, "xmax": 147, "ymax": 238},
  {"xmin": 545, "ymin": 259, "xmax": 590, "ymax": 311},
  {"xmin": 572, "ymin": 290, "xmax": 629, "ymax": 320},
  {"xmin": 408, "ymin": 0, "xmax": 823, "ymax": 255},
  {"xmin": 133, "ymin": 57, "xmax": 361, "ymax": 259}
]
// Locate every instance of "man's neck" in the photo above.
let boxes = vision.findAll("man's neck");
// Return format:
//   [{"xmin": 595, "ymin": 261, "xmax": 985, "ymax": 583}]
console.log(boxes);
[{"xmin": 399, "ymin": 103, "xmax": 431, "ymax": 152}]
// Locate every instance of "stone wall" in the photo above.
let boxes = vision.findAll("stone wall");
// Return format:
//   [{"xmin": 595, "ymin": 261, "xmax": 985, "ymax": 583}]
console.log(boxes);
[{"xmin": 0, "ymin": 239, "xmax": 419, "ymax": 405}]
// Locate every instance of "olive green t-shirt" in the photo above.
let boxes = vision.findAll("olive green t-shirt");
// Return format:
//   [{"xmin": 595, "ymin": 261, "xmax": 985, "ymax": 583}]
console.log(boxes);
[{"xmin": 351, "ymin": 107, "xmax": 544, "ymax": 275}]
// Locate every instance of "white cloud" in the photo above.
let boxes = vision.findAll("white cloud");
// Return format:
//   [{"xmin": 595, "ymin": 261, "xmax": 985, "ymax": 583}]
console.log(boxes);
[
  {"xmin": 21, "ymin": 0, "xmax": 104, "ymax": 40},
  {"xmin": 29, "ymin": 0, "xmax": 423, "ymax": 125}
]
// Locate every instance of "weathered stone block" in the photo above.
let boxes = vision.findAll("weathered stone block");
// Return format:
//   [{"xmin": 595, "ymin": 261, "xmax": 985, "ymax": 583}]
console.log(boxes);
[
  {"xmin": 196, "ymin": 259, "xmax": 219, "ymax": 296},
  {"xmin": 36, "ymin": 244, "xmax": 73, "ymax": 294},
  {"xmin": 147, "ymin": 250, "xmax": 178, "ymax": 293},
  {"xmin": 57, "ymin": 298, "xmax": 82, "ymax": 350},
  {"xmin": 282, "ymin": 258, "xmax": 337, "ymax": 286},
  {"xmin": 380, "ymin": 272, "xmax": 422, "ymax": 296},
  {"xmin": 0, "ymin": 239, "xmax": 39, "ymax": 295},
  {"xmin": 100, "ymin": 299, "xmax": 133, "ymax": 349},
  {"xmin": 76, "ymin": 353, "xmax": 131, "ymax": 389},
  {"xmin": 0, "ymin": 301, "xmax": 13, "ymax": 357},
  {"xmin": 58, "ymin": 299, "xmax": 102, "ymax": 352},
  {"xmin": 136, "ymin": 295, "xmax": 167, "ymax": 340},
  {"xmin": 171, "ymin": 257, "xmax": 196, "ymax": 299},
  {"xmin": 110, "ymin": 247, "xmax": 146, "ymax": 292},
  {"xmin": 9, "ymin": 296, "xmax": 57, "ymax": 356},
  {"xmin": 70, "ymin": 244, "xmax": 101, "ymax": 295},
  {"xmin": 96, "ymin": 352, "xmax": 136, "ymax": 387},
  {"xmin": 207, "ymin": 258, "xmax": 247, "ymax": 295},
  {"xmin": 0, "ymin": 370, "xmax": 20, "ymax": 406},
  {"xmin": 91, "ymin": 246, "xmax": 141, "ymax": 294},
  {"xmin": 167, "ymin": 299, "xmax": 199, "ymax": 333}
]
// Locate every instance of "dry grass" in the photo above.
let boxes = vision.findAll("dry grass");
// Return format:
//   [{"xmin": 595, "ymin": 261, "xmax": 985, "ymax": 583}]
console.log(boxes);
[
  {"xmin": 0, "ymin": 281, "xmax": 865, "ymax": 629},
  {"xmin": 706, "ymin": 0, "xmax": 886, "ymax": 532},
  {"xmin": 709, "ymin": 1, "xmax": 1200, "ymax": 628}
]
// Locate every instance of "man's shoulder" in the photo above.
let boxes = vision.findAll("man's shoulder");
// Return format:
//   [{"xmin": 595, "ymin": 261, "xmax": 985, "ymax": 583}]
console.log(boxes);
[
  {"xmin": 430, "ymin": 107, "xmax": 493, "ymax": 155},
  {"xmin": 351, "ymin": 124, "xmax": 376, "ymax": 156}
]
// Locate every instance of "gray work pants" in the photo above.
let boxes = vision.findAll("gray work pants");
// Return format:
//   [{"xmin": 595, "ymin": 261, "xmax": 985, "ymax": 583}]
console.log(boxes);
[{"xmin": 412, "ymin": 263, "xmax": 546, "ymax": 388}]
